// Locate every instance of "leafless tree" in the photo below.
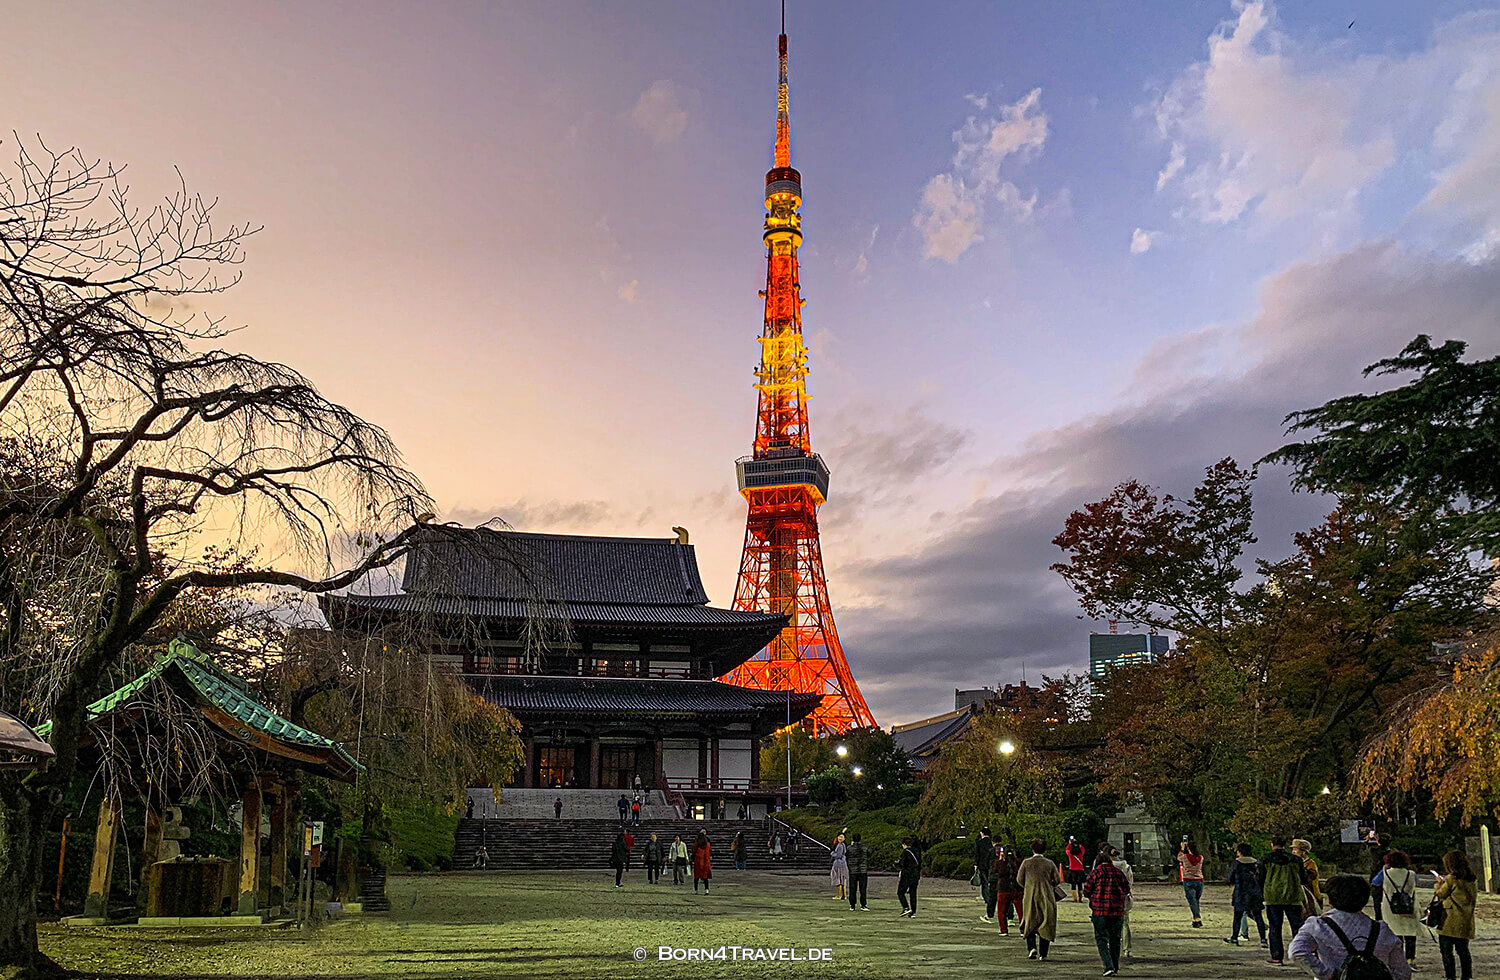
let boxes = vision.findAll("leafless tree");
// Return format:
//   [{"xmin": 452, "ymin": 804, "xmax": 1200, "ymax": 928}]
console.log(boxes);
[{"xmin": 0, "ymin": 135, "xmax": 443, "ymax": 977}]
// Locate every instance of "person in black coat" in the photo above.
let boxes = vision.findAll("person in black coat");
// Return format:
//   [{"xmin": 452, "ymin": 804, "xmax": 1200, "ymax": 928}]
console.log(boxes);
[
  {"xmin": 1224, "ymin": 842, "xmax": 1268, "ymax": 947},
  {"xmin": 610, "ymin": 832, "xmax": 629, "ymax": 888},
  {"xmin": 644, "ymin": 833, "xmax": 664, "ymax": 884},
  {"xmin": 846, "ymin": 833, "xmax": 872, "ymax": 911},
  {"xmin": 973, "ymin": 827, "xmax": 997, "ymax": 923},
  {"xmin": 898, "ymin": 836, "xmax": 922, "ymax": 917}
]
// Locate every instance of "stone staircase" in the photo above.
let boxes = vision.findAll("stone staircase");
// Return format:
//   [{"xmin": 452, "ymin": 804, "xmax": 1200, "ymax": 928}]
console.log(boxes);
[{"xmin": 454, "ymin": 818, "xmax": 830, "ymax": 872}]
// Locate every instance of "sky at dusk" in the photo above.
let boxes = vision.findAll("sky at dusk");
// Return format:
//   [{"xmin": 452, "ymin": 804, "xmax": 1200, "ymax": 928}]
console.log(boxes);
[{"xmin": 11, "ymin": 0, "xmax": 1500, "ymax": 724}]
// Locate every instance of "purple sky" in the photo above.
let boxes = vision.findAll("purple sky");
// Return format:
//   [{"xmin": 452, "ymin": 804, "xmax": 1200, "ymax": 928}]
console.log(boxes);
[{"xmin": 11, "ymin": 1, "xmax": 1500, "ymax": 724}]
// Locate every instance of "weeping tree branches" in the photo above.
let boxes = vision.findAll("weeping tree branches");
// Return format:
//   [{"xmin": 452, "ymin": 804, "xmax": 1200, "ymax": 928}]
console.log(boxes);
[{"xmin": 0, "ymin": 136, "xmax": 435, "ymax": 976}]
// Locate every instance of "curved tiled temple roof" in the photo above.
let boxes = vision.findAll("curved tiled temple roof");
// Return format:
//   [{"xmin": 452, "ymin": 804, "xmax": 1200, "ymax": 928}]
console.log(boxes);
[{"xmin": 38, "ymin": 638, "xmax": 360, "ymax": 781}]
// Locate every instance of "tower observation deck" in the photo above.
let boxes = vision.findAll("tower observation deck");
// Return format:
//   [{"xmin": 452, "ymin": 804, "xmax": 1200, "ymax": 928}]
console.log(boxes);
[{"xmin": 719, "ymin": 22, "xmax": 877, "ymax": 733}]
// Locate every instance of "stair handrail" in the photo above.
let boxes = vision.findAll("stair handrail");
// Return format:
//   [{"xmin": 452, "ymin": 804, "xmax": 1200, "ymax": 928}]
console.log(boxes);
[{"xmin": 767, "ymin": 816, "xmax": 832, "ymax": 853}]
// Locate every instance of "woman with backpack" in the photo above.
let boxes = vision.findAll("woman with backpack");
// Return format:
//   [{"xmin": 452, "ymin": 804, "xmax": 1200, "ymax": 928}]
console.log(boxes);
[
  {"xmin": 1289, "ymin": 873, "xmax": 1410, "ymax": 980},
  {"xmin": 1433, "ymin": 849, "xmax": 1478, "ymax": 980},
  {"xmin": 1378, "ymin": 850, "xmax": 1419, "ymax": 968}
]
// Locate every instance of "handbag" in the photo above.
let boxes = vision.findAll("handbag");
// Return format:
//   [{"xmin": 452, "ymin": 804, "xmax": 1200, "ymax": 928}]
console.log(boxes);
[
  {"xmin": 1421, "ymin": 894, "xmax": 1446, "ymax": 930},
  {"xmin": 1053, "ymin": 881, "xmax": 1070, "ymax": 901},
  {"xmin": 970, "ymin": 869, "xmax": 982, "ymax": 888},
  {"xmin": 1300, "ymin": 885, "xmax": 1320, "ymax": 919}
]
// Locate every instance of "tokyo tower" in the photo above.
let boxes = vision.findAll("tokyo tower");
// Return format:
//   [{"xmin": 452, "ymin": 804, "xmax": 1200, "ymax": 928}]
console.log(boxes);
[{"xmin": 720, "ymin": 16, "xmax": 877, "ymax": 733}]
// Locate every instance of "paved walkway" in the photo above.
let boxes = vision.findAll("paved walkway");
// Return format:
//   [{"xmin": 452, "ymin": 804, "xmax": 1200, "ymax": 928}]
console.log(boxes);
[{"xmin": 43, "ymin": 870, "xmax": 1497, "ymax": 979}]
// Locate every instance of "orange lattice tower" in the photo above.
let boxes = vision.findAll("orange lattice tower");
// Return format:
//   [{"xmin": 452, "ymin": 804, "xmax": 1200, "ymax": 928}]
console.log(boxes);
[{"xmin": 720, "ymin": 21, "xmax": 877, "ymax": 733}]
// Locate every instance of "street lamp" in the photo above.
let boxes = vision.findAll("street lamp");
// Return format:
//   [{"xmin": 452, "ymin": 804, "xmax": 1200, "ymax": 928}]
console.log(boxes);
[
  {"xmin": 835, "ymin": 744, "xmax": 848, "ymax": 758},
  {"xmin": 851, "ymin": 765, "xmax": 863, "ymax": 777},
  {"xmin": 998, "ymin": 739, "xmax": 1017, "ymax": 756},
  {"xmin": 1320, "ymin": 785, "xmax": 1332, "ymax": 795}
]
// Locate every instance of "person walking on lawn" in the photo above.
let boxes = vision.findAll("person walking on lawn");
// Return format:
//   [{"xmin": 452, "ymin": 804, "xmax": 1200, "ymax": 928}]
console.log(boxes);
[
  {"xmin": 1084, "ymin": 842, "xmax": 1131, "ymax": 977},
  {"xmin": 1018, "ymin": 838, "xmax": 1062, "ymax": 961},
  {"xmin": 610, "ymin": 832, "xmax": 629, "ymax": 888},
  {"xmin": 691, "ymin": 829, "xmax": 713, "ymax": 893},
  {"xmin": 993, "ymin": 844, "xmax": 1024, "ymax": 936},
  {"xmin": 1178, "ymin": 839, "xmax": 1206, "ymax": 928},
  {"xmin": 846, "ymin": 832, "xmax": 871, "ymax": 911},
  {"xmin": 897, "ymin": 836, "xmax": 922, "ymax": 917},
  {"xmin": 1108, "ymin": 843, "xmax": 1136, "ymax": 962},
  {"xmin": 1064, "ymin": 836, "xmax": 1088, "ymax": 902},
  {"xmin": 1260, "ymin": 836, "xmax": 1311, "ymax": 966},
  {"xmin": 644, "ymin": 833, "xmax": 664, "ymax": 885},
  {"xmin": 974, "ymin": 826, "xmax": 998, "ymax": 922},
  {"xmin": 1224, "ymin": 842, "xmax": 1269, "ymax": 948},
  {"xmin": 1378, "ymin": 850, "xmax": 1419, "ymax": 968},
  {"xmin": 1289, "ymin": 873, "xmax": 1410, "ymax": 980},
  {"xmin": 830, "ymin": 833, "xmax": 850, "ymax": 901},
  {"xmin": 671, "ymin": 834, "xmax": 689, "ymax": 885},
  {"xmin": 730, "ymin": 831, "xmax": 747, "ymax": 870}
]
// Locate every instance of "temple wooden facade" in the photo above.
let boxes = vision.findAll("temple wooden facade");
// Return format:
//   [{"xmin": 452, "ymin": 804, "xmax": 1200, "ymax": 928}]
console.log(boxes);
[{"xmin": 320, "ymin": 529, "xmax": 822, "ymax": 808}]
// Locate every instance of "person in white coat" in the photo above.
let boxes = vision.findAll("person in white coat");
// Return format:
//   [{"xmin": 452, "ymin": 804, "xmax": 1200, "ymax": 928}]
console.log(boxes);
[
  {"xmin": 1108, "ymin": 844, "xmax": 1136, "ymax": 961},
  {"xmin": 1379, "ymin": 850, "xmax": 1420, "ymax": 968}
]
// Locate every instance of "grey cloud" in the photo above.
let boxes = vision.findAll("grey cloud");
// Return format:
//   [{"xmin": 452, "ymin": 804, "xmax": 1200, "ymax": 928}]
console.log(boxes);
[{"xmin": 839, "ymin": 243, "xmax": 1500, "ymax": 725}]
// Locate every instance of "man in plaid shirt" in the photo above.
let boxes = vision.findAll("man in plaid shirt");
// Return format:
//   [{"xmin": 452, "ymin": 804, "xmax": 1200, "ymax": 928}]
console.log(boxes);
[{"xmin": 1084, "ymin": 844, "xmax": 1132, "ymax": 976}]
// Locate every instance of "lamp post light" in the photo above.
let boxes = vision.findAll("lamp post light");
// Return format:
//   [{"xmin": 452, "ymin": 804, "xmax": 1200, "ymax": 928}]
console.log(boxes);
[
  {"xmin": 835, "ymin": 744, "xmax": 848, "ymax": 758},
  {"xmin": 1320, "ymin": 785, "xmax": 1332, "ymax": 795},
  {"xmin": 998, "ymin": 739, "xmax": 1017, "ymax": 757},
  {"xmin": 851, "ymin": 765, "xmax": 863, "ymax": 777}
]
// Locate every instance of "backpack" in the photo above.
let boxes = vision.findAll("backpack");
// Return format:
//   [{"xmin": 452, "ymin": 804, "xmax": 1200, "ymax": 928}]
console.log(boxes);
[
  {"xmin": 1387, "ymin": 877, "xmax": 1414, "ymax": 916},
  {"xmin": 1322, "ymin": 917, "xmax": 1394, "ymax": 980}
]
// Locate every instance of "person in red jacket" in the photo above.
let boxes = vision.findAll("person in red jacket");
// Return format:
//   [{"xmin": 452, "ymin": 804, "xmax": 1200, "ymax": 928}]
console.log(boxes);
[
  {"xmin": 692, "ymin": 830, "xmax": 713, "ymax": 893},
  {"xmin": 1064, "ymin": 837, "xmax": 1088, "ymax": 902},
  {"xmin": 1178, "ymin": 839, "xmax": 1206, "ymax": 928}
]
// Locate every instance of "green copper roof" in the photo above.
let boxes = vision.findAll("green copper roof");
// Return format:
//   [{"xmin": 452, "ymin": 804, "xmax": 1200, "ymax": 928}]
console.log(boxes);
[{"xmin": 38, "ymin": 639, "xmax": 360, "ymax": 776}]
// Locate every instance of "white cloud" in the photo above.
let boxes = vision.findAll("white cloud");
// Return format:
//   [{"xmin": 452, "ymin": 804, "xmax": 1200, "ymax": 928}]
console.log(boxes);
[
  {"xmin": 617, "ymin": 279, "xmax": 639, "ymax": 302},
  {"xmin": 914, "ymin": 88, "xmax": 1049, "ymax": 262},
  {"xmin": 1130, "ymin": 228, "xmax": 1160, "ymax": 254},
  {"xmin": 628, "ymin": 80, "xmax": 689, "ymax": 144},
  {"xmin": 964, "ymin": 92, "xmax": 989, "ymax": 111},
  {"xmin": 1151, "ymin": 2, "xmax": 1500, "ymax": 247},
  {"xmin": 1156, "ymin": 141, "xmax": 1186, "ymax": 190}
]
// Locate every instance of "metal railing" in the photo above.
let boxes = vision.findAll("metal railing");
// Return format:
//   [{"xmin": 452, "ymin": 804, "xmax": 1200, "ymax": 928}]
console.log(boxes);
[
  {"xmin": 665, "ymin": 777, "xmax": 807, "ymax": 794},
  {"xmin": 767, "ymin": 816, "xmax": 831, "ymax": 853}
]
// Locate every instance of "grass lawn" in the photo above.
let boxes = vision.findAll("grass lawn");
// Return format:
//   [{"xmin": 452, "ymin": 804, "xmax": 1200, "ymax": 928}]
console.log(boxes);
[{"xmin": 43, "ymin": 870, "xmax": 1498, "ymax": 979}]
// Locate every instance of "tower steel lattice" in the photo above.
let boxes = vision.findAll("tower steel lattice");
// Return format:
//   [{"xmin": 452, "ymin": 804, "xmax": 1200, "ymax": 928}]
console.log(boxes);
[{"xmin": 720, "ymin": 25, "xmax": 877, "ymax": 733}]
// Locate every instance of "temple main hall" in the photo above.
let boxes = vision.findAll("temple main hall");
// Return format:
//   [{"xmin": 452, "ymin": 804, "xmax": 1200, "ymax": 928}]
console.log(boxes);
[{"xmin": 320, "ymin": 527, "xmax": 821, "ymax": 809}]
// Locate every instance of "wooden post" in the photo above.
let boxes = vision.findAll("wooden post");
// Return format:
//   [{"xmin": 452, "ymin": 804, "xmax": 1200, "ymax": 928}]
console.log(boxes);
[
  {"xmin": 140, "ymin": 807, "xmax": 163, "ymax": 914},
  {"xmin": 83, "ymin": 799, "xmax": 119, "ymax": 919},
  {"xmin": 54, "ymin": 815, "xmax": 71, "ymax": 913},
  {"xmin": 588, "ymin": 735, "xmax": 601, "ymax": 789},
  {"xmin": 1483, "ymin": 825, "xmax": 1494, "ymax": 893},
  {"xmin": 710, "ymin": 735, "xmax": 721, "ymax": 786},
  {"xmin": 268, "ymin": 786, "xmax": 288, "ymax": 911},
  {"xmin": 750, "ymin": 737, "xmax": 762, "ymax": 785},
  {"xmin": 697, "ymin": 736, "xmax": 708, "ymax": 786},
  {"xmin": 521, "ymin": 736, "xmax": 535, "ymax": 789},
  {"xmin": 653, "ymin": 735, "xmax": 664, "ymax": 790},
  {"xmin": 237, "ymin": 781, "xmax": 262, "ymax": 915}
]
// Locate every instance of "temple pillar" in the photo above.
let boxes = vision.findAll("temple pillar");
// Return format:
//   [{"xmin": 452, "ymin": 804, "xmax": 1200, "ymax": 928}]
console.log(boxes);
[
  {"xmin": 652, "ymin": 735, "xmax": 664, "ymax": 790},
  {"xmin": 237, "ymin": 780, "xmax": 262, "ymax": 915},
  {"xmin": 140, "ymin": 806, "xmax": 163, "ymax": 913},
  {"xmin": 697, "ymin": 736, "xmax": 708, "ymax": 786},
  {"xmin": 522, "ymin": 736, "xmax": 535, "ymax": 788},
  {"xmin": 588, "ymin": 735, "xmax": 601, "ymax": 789},
  {"xmin": 83, "ymin": 798, "xmax": 120, "ymax": 919},
  {"xmin": 751, "ymin": 736, "xmax": 762, "ymax": 785},
  {"xmin": 710, "ymin": 735, "xmax": 720, "ymax": 786},
  {"xmin": 268, "ymin": 785, "xmax": 289, "ymax": 911}
]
